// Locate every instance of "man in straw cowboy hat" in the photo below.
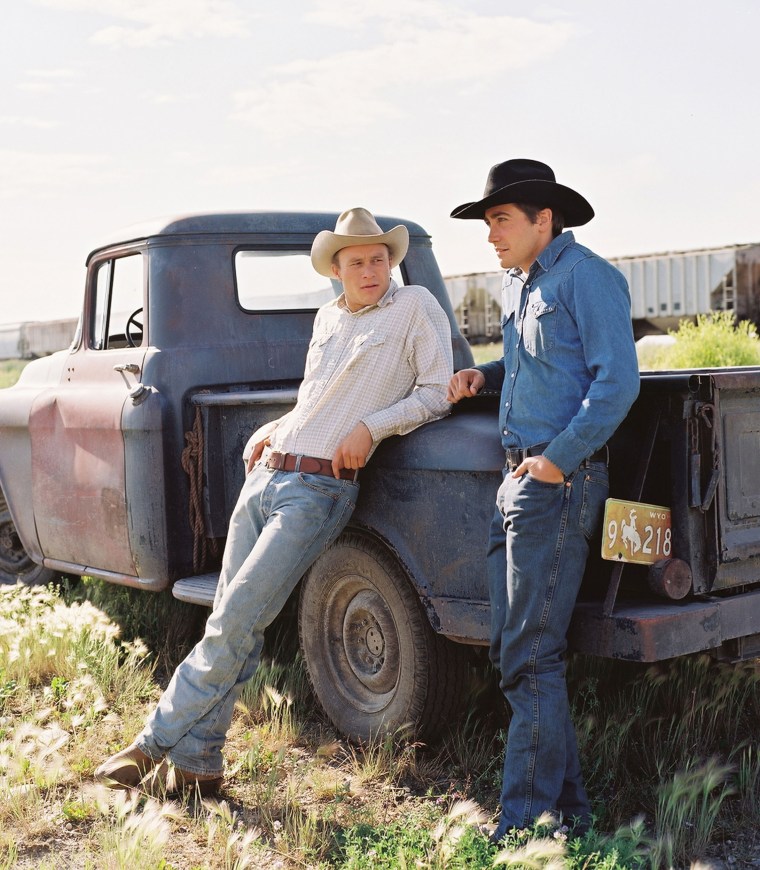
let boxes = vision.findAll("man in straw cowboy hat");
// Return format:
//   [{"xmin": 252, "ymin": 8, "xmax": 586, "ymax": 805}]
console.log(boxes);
[
  {"xmin": 447, "ymin": 159, "xmax": 639, "ymax": 839},
  {"xmin": 95, "ymin": 208, "xmax": 452, "ymax": 795}
]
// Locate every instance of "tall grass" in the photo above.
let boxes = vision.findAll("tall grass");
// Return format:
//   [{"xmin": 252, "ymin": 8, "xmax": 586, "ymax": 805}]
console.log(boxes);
[
  {"xmin": 569, "ymin": 653, "xmax": 760, "ymax": 864},
  {"xmin": 651, "ymin": 757, "xmax": 734, "ymax": 867},
  {"xmin": 2, "ymin": 581, "xmax": 760, "ymax": 866}
]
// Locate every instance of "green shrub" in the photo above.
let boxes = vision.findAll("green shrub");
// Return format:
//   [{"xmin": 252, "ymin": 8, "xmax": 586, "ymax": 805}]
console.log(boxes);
[
  {"xmin": 0, "ymin": 360, "xmax": 28, "ymax": 389},
  {"xmin": 650, "ymin": 310, "xmax": 760, "ymax": 369}
]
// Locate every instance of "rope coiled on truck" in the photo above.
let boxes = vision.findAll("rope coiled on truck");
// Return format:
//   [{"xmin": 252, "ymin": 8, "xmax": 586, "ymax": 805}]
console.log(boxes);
[{"xmin": 181, "ymin": 406, "xmax": 220, "ymax": 573}]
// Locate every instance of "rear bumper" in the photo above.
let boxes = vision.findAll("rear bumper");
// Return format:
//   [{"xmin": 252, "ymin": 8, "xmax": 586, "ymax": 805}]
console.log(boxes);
[{"xmin": 568, "ymin": 588, "xmax": 760, "ymax": 661}]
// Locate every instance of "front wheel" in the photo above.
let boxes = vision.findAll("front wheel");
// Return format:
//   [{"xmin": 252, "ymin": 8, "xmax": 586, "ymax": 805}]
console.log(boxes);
[
  {"xmin": 0, "ymin": 492, "xmax": 55, "ymax": 586},
  {"xmin": 298, "ymin": 531, "xmax": 467, "ymax": 742}
]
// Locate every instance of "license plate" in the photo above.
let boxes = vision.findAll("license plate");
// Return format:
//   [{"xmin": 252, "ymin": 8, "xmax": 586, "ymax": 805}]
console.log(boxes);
[{"xmin": 601, "ymin": 498, "xmax": 672, "ymax": 565}]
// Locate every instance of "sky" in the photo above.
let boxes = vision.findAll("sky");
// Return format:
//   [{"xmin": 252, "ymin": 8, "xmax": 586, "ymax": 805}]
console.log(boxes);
[{"xmin": 2, "ymin": 0, "xmax": 759, "ymax": 323}]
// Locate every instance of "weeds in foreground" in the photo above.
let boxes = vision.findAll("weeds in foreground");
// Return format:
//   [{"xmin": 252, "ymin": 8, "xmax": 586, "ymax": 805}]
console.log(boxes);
[
  {"xmin": 334, "ymin": 800, "xmax": 488, "ymax": 869},
  {"xmin": 63, "ymin": 577, "xmax": 207, "ymax": 673},
  {"xmin": 652, "ymin": 758, "xmax": 734, "ymax": 868},
  {"xmin": 733, "ymin": 742, "xmax": 760, "ymax": 820},
  {"xmin": 237, "ymin": 654, "xmax": 306, "ymax": 740},
  {"xmin": 334, "ymin": 807, "xmax": 655, "ymax": 870},
  {"xmin": 0, "ymin": 583, "xmax": 154, "ymax": 707},
  {"xmin": 203, "ymin": 799, "xmax": 264, "ymax": 869},
  {"xmin": 570, "ymin": 652, "xmax": 760, "ymax": 840},
  {"xmin": 93, "ymin": 789, "xmax": 181, "ymax": 869},
  {"xmin": 1, "ymin": 581, "xmax": 760, "ymax": 867}
]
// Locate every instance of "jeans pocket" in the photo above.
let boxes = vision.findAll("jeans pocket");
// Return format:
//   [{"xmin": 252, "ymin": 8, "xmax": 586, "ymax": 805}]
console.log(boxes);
[
  {"xmin": 297, "ymin": 473, "xmax": 360, "ymax": 513},
  {"xmin": 297, "ymin": 472, "xmax": 345, "ymax": 500},
  {"xmin": 525, "ymin": 471, "xmax": 565, "ymax": 490}
]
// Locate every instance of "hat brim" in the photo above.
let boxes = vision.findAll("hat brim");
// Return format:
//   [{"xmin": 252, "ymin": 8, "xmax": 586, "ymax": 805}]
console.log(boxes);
[
  {"xmin": 311, "ymin": 225, "xmax": 409, "ymax": 277},
  {"xmin": 450, "ymin": 179, "xmax": 594, "ymax": 226}
]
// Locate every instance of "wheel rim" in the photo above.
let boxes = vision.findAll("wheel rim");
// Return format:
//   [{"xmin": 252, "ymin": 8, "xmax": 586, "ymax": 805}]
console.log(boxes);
[
  {"xmin": 342, "ymin": 589, "xmax": 400, "ymax": 694},
  {"xmin": 323, "ymin": 574, "xmax": 401, "ymax": 713},
  {"xmin": 0, "ymin": 511, "xmax": 35, "ymax": 574}
]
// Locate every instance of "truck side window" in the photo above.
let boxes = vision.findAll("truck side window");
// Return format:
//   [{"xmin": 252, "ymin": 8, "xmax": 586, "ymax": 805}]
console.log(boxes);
[
  {"xmin": 235, "ymin": 250, "xmax": 337, "ymax": 312},
  {"xmin": 91, "ymin": 254, "xmax": 144, "ymax": 350},
  {"xmin": 235, "ymin": 250, "xmax": 404, "ymax": 311}
]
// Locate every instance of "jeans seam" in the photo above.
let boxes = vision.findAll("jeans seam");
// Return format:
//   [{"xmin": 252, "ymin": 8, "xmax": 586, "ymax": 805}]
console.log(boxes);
[
  {"xmin": 524, "ymin": 672, "xmax": 539, "ymax": 825},
  {"xmin": 523, "ymin": 476, "xmax": 572, "ymax": 825}
]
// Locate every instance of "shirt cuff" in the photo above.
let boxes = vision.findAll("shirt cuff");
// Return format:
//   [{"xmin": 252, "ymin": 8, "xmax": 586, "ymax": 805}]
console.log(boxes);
[{"xmin": 543, "ymin": 431, "xmax": 596, "ymax": 477}]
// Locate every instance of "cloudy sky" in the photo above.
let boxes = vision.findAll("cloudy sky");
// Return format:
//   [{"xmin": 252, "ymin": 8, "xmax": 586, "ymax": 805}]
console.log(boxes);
[{"xmin": 2, "ymin": 0, "xmax": 759, "ymax": 322}]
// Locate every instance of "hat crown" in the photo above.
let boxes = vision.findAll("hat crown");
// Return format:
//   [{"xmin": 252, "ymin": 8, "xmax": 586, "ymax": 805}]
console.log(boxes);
[
  {"xmin": 484, "ymin": 159, "xmax": 556, "ymax": 198},
  {"xmin": 333, "ymin": 207, "xmax": 385, "ymax": 238},
  {"xmin": 310, "ymin": 208, "xmax": 409, "ymax": 277}
]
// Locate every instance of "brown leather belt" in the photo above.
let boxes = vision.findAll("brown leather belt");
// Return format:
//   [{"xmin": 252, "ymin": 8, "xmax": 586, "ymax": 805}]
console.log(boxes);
[
  {"xmin": 505, "ymin": 442, "xmax": 608, "ymax": 472},
  {"xmin": 265, "ymin": 451, "xmax": 359, "ymax": 481}
]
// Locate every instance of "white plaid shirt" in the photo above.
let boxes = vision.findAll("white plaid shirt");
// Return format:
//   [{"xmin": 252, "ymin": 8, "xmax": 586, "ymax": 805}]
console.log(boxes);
[{"xmin": 268, "ymin": 280, "xmax": 452, "ymax": 459}]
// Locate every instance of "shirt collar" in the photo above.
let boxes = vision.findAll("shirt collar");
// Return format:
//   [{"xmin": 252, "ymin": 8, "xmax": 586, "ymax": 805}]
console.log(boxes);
[
  {"xmin": 533, "ymin": 230, "xmax": 575, "ymax": 275},
  {"xmin": 337, "ymin": 277, "xmax": 399, "ymax": 313}
]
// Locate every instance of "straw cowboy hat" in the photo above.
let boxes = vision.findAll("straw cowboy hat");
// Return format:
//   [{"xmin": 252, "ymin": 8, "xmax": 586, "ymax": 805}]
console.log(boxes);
[
  {"xmin": 450, "ymin": 158, "xmax": 594, "ymax": 226},
  {"xmin": 311, "ymin": 208, "xmax": 409, "ymax": 277}
]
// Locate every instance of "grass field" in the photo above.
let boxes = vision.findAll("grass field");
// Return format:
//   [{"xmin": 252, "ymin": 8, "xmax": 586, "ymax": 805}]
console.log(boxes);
[
  {"xmin": 1, "ymin": 579, "xmax": 760, "ymax": 868},
  {"xmin": 469, "ymin": 342, "xmax": 501, "ymax": 366},
  {"xmin": 0, "ymin": 360, "xmax": 28, "ymax": 389}
]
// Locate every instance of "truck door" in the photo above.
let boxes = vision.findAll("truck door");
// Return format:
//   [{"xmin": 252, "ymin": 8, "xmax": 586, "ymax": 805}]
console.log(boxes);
[{"xmin": 28, "ymin": 252, "xmax": 151, "ymax": 580}]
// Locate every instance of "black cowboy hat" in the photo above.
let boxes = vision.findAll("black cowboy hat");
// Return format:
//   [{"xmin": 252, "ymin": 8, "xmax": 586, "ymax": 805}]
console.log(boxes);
[{"xmin": 450, "ymin": 158, "xmax": 594, "ymax": 226}]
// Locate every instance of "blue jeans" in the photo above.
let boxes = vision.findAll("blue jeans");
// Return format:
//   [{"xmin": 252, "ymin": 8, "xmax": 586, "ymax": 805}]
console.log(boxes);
[
  {"xmin": 135, "ymin": 465, "xmax": 359, "ymax": 775},
  {"xmin": 488, "ymin": 462, "xmax": 608, "ymax": 836}
]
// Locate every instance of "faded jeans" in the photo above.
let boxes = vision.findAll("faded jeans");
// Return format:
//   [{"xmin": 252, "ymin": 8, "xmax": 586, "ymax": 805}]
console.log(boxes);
[
  {"xmin": 136, "ymin": 465, "xmax": 359, "ymax": 775},
  {"xmin": 488, "ymin": 461, "xmax": 608, "ymax": 837}
]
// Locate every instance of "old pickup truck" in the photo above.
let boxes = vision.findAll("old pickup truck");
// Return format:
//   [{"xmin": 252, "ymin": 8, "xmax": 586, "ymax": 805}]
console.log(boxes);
[{"xmin": 3, "ymin": 211, "xmax": 760, "ymax": 741}]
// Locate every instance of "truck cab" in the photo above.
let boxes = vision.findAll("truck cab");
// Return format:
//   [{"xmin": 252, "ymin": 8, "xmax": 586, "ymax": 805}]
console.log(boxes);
[{"xmin": 0, "ymin": 212, "xmax": 471, "ymax": 589}]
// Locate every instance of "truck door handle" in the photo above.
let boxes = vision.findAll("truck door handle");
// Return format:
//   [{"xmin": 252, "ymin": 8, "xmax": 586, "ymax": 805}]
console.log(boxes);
[{"xmin": 113, "ymin": 363, "xmax": 140, "ymax": 374}]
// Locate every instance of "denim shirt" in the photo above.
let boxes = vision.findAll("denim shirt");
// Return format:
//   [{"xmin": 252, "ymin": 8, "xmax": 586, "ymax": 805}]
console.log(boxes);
[{"xmin": 476, "ymin": 231, "xmax": 640, "ymax": 475}]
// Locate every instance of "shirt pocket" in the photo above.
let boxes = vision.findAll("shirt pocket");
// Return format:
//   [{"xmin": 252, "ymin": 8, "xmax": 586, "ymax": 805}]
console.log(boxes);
[
  {"xmin": 521, "ymin": 296, "xmax": 557, "ymax": 359},
  {"xmin": 351, "ymin": 329, "xmax": 387, "ymax": 356},
  {"xmin": 305, "ymin": 331, "xmax": 333, "ymax": 375},
  {"xmin": 344, "ymin": 329, "xmax": 392, "ymax": 377}
]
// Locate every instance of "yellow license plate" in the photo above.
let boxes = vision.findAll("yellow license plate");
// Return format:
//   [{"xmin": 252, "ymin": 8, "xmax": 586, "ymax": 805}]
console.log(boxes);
[{"xmin": 601, "ymin": 498, "xmax": 672, "ymax": 565}]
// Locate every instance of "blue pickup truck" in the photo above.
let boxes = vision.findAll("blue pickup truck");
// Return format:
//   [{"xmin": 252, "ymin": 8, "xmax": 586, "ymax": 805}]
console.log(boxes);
[{"xmin": 3, "ymin": 211, "xmax": 760, "ymax": 740}]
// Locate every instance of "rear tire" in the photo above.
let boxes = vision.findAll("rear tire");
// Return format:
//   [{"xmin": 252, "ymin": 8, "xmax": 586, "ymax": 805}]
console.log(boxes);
[
  {"xmin": 0, "ymin": 492, "xmax": 55, "ymax": 586},
  {"xmin": 298, "ymin": 531, "xmax": 467, "ymax": 742}
]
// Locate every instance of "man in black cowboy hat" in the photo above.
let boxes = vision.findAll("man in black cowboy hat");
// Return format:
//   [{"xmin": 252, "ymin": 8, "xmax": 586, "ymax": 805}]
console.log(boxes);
[{"xmin": 447, "ymin": 159, "xmax": 639, "ymax": 839}]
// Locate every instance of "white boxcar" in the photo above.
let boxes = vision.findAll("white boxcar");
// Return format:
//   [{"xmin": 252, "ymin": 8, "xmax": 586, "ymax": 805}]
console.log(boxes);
[{"xmin": 444, "ymin": 242, "xmax": 760, "ymax": 341}]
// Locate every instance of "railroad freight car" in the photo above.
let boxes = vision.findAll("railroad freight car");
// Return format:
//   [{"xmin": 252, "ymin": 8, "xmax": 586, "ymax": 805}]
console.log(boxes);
[
  {"xmin": 0, "ymin": 318, "xmax": 79, "ymax": 360},
  {"xmin": 445, "ymin": 242, "xmax": 760, "ymax": 342}
]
